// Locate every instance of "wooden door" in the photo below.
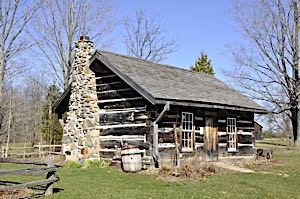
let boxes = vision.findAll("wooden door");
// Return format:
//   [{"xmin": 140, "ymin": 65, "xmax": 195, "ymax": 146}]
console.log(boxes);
[{"xmin": 203, "ymin": 117, "xmax": 218, "ymax": 161}]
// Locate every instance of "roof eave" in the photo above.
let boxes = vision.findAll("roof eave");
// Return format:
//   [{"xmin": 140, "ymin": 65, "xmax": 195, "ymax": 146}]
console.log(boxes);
[
  {"xmin": 155, "ymin": 99, "xmax": 268, "ymax": 114},
  {"xmin": 52, "ymin": 84, "xmax": 71, "ymax": 113}
]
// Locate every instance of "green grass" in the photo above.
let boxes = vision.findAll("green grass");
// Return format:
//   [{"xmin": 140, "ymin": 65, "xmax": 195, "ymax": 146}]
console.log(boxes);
[{"xmin": 1, "ymin": 142, "xmax": 300, "ymax": 199}]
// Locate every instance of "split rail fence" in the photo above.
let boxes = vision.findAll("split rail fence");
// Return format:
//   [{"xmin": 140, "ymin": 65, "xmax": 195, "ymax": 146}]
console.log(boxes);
[
  {"xmin": 1, "ymin": 144, "xmax": 62, "ymax": 158},
  {"xmin": 0, "ymin": 157, "xmax": 60, "ymax": 196}
]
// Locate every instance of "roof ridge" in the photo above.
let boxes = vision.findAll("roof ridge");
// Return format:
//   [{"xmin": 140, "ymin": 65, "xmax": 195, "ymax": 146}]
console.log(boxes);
[{"xmin": 97, "ymin": 50, "xmax": 217, "ymax": 79}]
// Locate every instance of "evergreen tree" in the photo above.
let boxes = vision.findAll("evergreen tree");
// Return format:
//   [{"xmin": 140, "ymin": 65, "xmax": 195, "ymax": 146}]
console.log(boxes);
[
  {"xmin": 191, "ymin": 52, "xmax": 215, "ymax": 75},
  {"xmin": 40, "ymin": 85, "xmax": 63, "ymax": 144}
]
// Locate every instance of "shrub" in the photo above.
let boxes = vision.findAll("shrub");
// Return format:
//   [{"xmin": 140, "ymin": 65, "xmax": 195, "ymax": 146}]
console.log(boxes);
[
  {"xmin": 158, "ymin": 160, "xmax": 217, "ymax": 179},
  {"xmin": 82, "ymin": 160, "xmax": 100, "ymax": 168},
  {"xmin": 62, "ymin": 161, "xmax": 82, "ymax": 168}
]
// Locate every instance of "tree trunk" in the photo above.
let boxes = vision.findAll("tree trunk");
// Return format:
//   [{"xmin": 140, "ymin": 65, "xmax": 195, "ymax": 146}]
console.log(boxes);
[
  {"xmin": 0, "ymin": 56, "xmax": 5, "ymax": 105},
  {"xmin": 291, "ymin": 108, "xmax": 299, "ymax": 145},
  {"xmin": 294, "ymin": 0, "xmax": 300, "ymax": 146},
  {"xmin": 296, "ymin": 106, "xmax": 300, "ymax": 145}
]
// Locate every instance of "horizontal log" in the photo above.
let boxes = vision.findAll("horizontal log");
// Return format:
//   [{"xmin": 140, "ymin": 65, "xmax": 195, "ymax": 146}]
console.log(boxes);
[
  {"xmin": 96, "ymin": 76, "xmax": 121, "ymax": 84},
  {"xmin": 97, "ymin": 88, "xmax": 132, "ymax": 95},
  {"xmin": 98, "ymin": 90, "xmax": 138, "ymax": 100},
  {"xmin": 195, "ymin": 128, "xmax": 204, "ymax": 135},
  {"xmin": 237, "ymin": 127, "xmax": 255, "ymax": 130},
  {"xmin": 237, "ymin": 131, "xmax": 253, "ymax": 136},
  {"xmin": 238, "ymin": 143, "xmax": 254, "ymax": 147},
  {"xmin": 101, "ymin": 100, "xmax": 148, "ymax": 109},
  {"xmin": 238, "ymin": 134, "xmax": 253, "ymax": 144},
  {"xmin": 99, "ymin": 107, "xmax": 146, "ymax": 114},
  {"xmin": 195, "ymin": 135, "xmax": 204, "ymax": 143},
  {"xmin": 95, "ymin": 74, "xmax": 117, "ymax": 79},
  {"xmin": 5, "ymin": 146, "xmax": 35, "ymax": 150},
  {"xmin": 165, "ymin": 114, "xmax": 180, "ymax": 119},
  {"xmin": 158, "ymin": 143, "xmax": 175, "ymax": 148},
  {"xmin": 0, "ymin": 158, "xmax": 61, "ymax": 166},
  {"xmin": 97, "ymin": 83, "xmax": 129, "ymax": 93},
  {"xmin": 158, "ymin": 128, "xmax": 174, "ymax": 133},
  {"xmin": 218, "ymin": 131, "xmax": 226, "ymax": 136},
  {"xmin": 0, "ymin": 167, "xmax": 58, "ymax": 176},
  {"xmin": 99, "ymin": 123, "xmax": 147, "ymax": 130},
  {"xmin": 158, "ymin": 132, "xmax": 174, "ymax": 143},
  {"xmin": 237, "ymin": 120, "xmax": 253, "ymax": 124},
  {"xmin": 100, "ymin": 140, "xmax": 150, "ymax": 149},
  {"xmin": 94, "ymin": 64, "xmax": 113, "ymax": 74},
  {"xmin": 97, "ymin": 81, "xmax": 123, "ymax": 87},
  {"xmin": 99, "ymin": 135, "xmax": 145, "ymax": 141},
  {"xmin": 101, "ymin": 126, "xmax": 148, "ymax": 136},
  {"xmin": 99, "ymin": 111, "xmax": 147, "ymax": 124},
  {"xmin": 218, "ymin": 135, "xmax": 227, "ymax": 143},
  {"xmin": 98, "ymin": 97, "xmax": 143, "ymax": 104},
  {"xmin": 219, "ymin": 143, "xmax": 227, "ymax": 147},
  {"xmin": 195, "ymin": 143, "xmax": 204, "ymax": 148},
  {"xmin": 34, "ymin": 145, "xmax": 62, "ymax": 148},
  {"xmin": 0, "ymin": 177, "xmax": 59, "ymax": 192}
]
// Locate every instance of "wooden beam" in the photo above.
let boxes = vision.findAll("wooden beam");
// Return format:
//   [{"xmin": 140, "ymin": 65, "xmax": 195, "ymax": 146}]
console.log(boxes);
[
  {"xmin": 155, "ymin": 99, "xmax": 268, "ymax": 114},
  {"xmin": 95, "ymin": 74, "xmax": 117, "ymax": 79},
  {"xmin": 174, "ymin": 124, "xmax": 180, "ymax": 166},
  {"xmin": 99, "ymin": 123, "xmax": 146, "ymax": 129},
  {"xmin": 100, "ymin": 126, "xmax": 147, "ymax": 136},
  {"xmin": 218, "ymin": 131, "xmax": 227, "ymax": 136},
  {"xmin": 0, "ymin": 157, "xmax": 61, "ymax": 167},
  {"xmin": 0, "ymin": 178, "xmax": 59, "ymax": 192},
  {"xmin": 99, "ymin": 135, "xmax": 145, "ymax": 141},
  {"xmin": 237, "ymin": 120, "xmax": 253, "ymax": 124},
  {"xmin": 98, "ymin": 97, "xmax": 143, "ymax": 104},
  {"xmin": 93, "ymin": 53, "xmax": 156, "ymax": 104},
  {"xmin": 99, "ymin": 107, "xmax": 146, "ymax": 114},
  {"xmin": 96, "ymin": 81, "xmax": 123, "ymax": 87},
  {"xmin": 0, "ymin": 167, "xmax": 58, "ymax": 176},
  {"xmin": 158, "ymin": 143, "xmax": 176, "ymax": 148},
  {"xmin": 97, "ymin": 88, "xmax": 132, "ymax": 95}
]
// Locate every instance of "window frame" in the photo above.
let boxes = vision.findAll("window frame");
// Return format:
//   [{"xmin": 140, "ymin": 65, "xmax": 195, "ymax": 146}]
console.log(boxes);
[
  {"xmin": 227, "ymin": 117, "xmax": 237, "ymax": 152},
  {"xmin": 181, "ymin": 112, "xmax": 194, "ymax": 152}
]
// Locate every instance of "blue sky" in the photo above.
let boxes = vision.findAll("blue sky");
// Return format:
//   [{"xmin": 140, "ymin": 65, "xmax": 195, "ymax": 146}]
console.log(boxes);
[{"xmin": 110, "ymin": 0, "xmax": 244, "ymax": 81}]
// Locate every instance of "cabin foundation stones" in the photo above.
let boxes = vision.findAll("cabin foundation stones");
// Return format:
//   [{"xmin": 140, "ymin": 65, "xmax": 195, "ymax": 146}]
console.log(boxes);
[{"xmin": 62, "ymin": 36, "xmax": 100, "ymax": 161}]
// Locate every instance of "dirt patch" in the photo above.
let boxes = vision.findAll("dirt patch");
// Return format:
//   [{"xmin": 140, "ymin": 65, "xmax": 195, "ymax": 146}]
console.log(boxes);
[{"xmin": 0, "ymin": 188, "xmax": 34, "ymax": 199}]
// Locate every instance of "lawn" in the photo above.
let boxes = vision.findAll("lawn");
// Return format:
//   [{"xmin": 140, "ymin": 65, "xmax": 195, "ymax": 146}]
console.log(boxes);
[{"xmin": 1, "ymin": 142, "xmax": 300, "ymax": 199}]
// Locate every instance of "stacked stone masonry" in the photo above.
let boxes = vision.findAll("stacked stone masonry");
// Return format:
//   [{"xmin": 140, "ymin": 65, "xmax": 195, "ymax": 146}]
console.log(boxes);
[{"xmin": 62, "ymin": 36, "xmax": 100, "ymax": 161}]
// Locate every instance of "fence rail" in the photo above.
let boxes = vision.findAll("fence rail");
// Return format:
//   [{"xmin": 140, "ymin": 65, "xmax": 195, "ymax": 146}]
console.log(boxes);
[
  {"xmin": 1, "ymin": 144, "xmax": 62, "ymax": 158},
  {"xmin": 0, "ymin": 157, "xmax": 59, "ymax": 196}
]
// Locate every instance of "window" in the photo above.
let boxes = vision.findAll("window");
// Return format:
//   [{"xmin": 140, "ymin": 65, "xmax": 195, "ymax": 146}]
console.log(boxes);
[
  {"xmin": 181, "ymin": 112, "xmax": 194, "ymax": 151},
  {"xmin": 227, "ymin": 118, "xmax": 237, "ymax": 152}
]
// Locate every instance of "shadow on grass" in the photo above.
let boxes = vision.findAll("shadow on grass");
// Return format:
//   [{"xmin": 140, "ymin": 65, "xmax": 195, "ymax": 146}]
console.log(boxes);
[{"xmin": 0, "ymin": 180, "xmax": 64, "ymax": 194}]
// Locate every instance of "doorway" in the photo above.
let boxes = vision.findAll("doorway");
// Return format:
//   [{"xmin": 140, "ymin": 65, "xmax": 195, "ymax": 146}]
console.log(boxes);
[{"xmin": 204, "ymin": 117, "xmax": 218, "ymax": 161}]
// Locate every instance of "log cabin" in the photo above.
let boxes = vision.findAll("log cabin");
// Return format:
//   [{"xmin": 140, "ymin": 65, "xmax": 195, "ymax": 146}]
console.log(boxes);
[{"xmin": 53, "ymin": 36, "xmax": 267, "ymax": 167}]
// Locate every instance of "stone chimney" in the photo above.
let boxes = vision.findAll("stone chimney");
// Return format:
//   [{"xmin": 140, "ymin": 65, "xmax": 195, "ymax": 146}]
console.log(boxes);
[{"xmin": 62, "ymin": 36, "xmax": 100, "ymax": 162}]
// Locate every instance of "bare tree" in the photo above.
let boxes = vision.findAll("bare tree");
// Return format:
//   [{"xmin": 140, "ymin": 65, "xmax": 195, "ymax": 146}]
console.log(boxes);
[
  {"xmin": 231, "ymin": 0, "xmax": 300, "ymax": 145},
  {"xmin": 123, "ymin": 10, "xmax": 178, "ymax": 63},
  {"xmin": 31, "ymin": 0, "xmax": 115, "ymax": 89},
  {"xmin": 0, "ymin": 0, "xmax": 43, "ymax": 104}
]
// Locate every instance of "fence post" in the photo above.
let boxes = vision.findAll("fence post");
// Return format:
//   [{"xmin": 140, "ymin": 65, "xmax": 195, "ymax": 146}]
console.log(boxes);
[
  {"xmin": 45, "ymin": 155, "xmax": 55, "ymax": 196},
  {"xmin": 38, "ymin": 143, "xmax": 41, "ymax": 158},
  {"xmin": 1, "ymin": 146, "xmax": 4, "ymax": 158}
]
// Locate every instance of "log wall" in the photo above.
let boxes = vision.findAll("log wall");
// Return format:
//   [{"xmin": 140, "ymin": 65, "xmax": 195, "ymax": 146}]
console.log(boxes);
[{"xmin": 93, "ymin": 61, "xmax": 256, "ymax": 165}]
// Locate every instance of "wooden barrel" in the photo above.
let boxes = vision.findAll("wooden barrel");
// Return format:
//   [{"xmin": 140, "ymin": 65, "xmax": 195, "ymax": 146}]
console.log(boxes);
[{"xmin": 121, "ymin": 145, "xmax": 141, "ymax": 172}]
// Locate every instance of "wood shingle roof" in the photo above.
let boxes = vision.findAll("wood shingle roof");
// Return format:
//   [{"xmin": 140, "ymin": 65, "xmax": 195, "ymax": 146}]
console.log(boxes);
[{"xmin": 91, "ymin": 51, "xmax": 267, "ymax": 113}]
